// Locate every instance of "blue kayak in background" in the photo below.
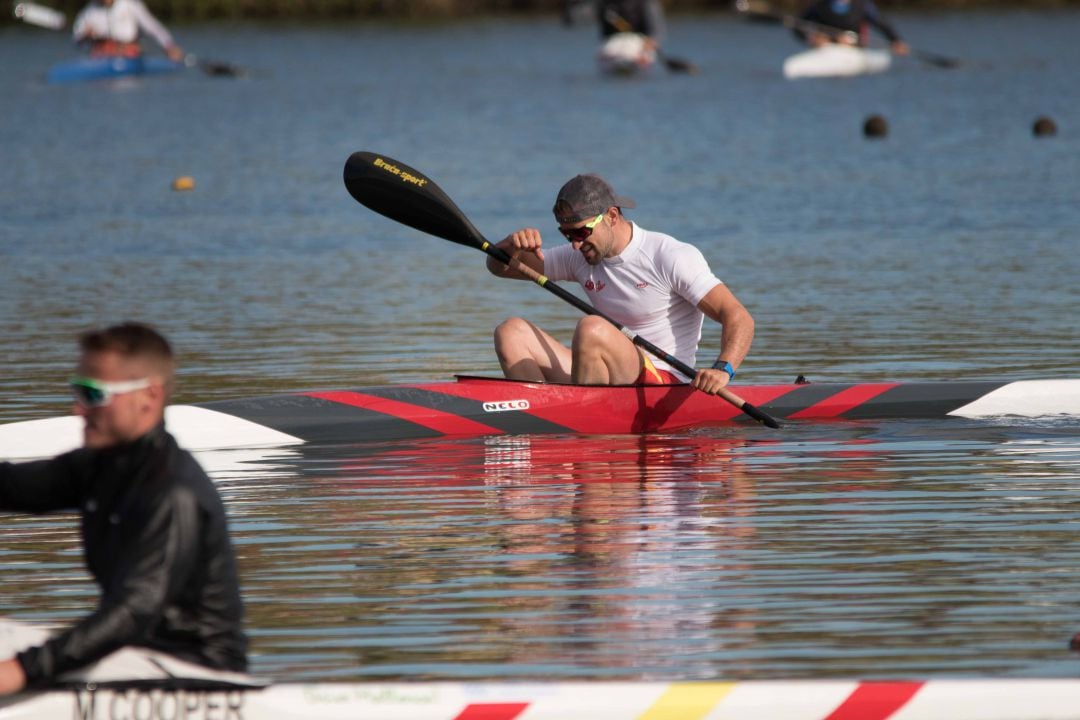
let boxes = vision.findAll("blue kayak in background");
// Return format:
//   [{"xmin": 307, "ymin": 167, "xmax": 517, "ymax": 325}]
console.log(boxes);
[{"xmin": 46, "ymin": 54, "xmax": 182, "ymax": 84}]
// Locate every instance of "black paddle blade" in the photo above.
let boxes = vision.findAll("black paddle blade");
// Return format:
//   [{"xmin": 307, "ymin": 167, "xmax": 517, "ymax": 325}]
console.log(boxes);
[
  {"xmin": 662, "ymin": 55, "xmax": 700, "ymax": 74},
  {"xmin": 742, "ymin": 400, "xmax": 782, "ymax": 429},
  {"xmin": 199, "ymin": 61, "xmax": 244, "ymax": 77},
  {"xmin": 914, "ymin": 50, "xmax": 960, "ymax": 69},
  {"xmin": 343, "ymin": 151, "xmax": 487, "ymax": 250}
]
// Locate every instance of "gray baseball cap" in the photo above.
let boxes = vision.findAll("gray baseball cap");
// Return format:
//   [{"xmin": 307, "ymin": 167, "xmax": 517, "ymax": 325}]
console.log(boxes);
[{"xmin": 552, "ymin": 174, "xmax": 636, "ymax": 224}]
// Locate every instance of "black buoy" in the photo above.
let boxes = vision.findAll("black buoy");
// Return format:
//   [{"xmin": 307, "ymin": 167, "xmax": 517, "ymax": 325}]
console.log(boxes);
[
  {"xmin": 863, "ymin": 114, "xmax": 889, "ymax": 139},
  {"xmin": 1033, "ymin": 116, "xmax": 1057, "ymax": 137}
]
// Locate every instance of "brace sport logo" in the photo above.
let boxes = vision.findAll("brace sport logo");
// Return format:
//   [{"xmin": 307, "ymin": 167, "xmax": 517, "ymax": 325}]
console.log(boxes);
[{"xmin": 372, "ymin": 156, "xmax": 428, "ymax": 188}]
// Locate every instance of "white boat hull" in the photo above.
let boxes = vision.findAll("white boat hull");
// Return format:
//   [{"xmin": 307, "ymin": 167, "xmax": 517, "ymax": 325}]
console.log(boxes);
[
  {"xmin": 6, "ymin": 678, "xmax": 1080, "ymax": 719},
  {"xmin": 6, "ymin": 618, "xmax": 1080, "ymax": 719},
  {"xmin": 598, "ymin": 32, "xmax": 656, "ymax": 76},
  {"xmin": 0, "ymin": 405, "xmax": 302, "ymax": 462},
  {"xmin": 783, "ymin": 44, "xmax": 892, "ymax": 79}
]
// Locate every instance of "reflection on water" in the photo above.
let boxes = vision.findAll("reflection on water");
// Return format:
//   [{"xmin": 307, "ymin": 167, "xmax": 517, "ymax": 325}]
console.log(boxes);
[
  {"xmin": 9, "ymin": 424, "xmax": 1077, "ymax": 680},
  {"xmin": 215, "ymin": 424, "xmax": 1080, "ymax": 679}
]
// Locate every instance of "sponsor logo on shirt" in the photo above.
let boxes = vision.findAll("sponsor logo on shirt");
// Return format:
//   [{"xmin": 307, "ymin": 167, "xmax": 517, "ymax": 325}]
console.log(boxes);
[
  {"xmin": 584, "ymin": 279, "xmax": 606, "ymax": 292},
  {"xmin": 636, "ymin": 282, "xmax": 649, "ymax": 289}
]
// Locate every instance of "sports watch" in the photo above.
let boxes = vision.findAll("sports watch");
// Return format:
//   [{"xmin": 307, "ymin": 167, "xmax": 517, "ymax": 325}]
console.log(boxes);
[{"xmin": 711, "ymin": 359, "xmax": 735, "ymax": 380}]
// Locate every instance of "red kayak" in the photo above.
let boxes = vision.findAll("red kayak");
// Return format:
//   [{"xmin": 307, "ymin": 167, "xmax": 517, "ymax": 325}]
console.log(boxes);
[
  {"xmin": 199, "ymin": 375, "xmax": 1078, "ymax": 444},
  {"xmin": 2, "ymin": 376, "xmax": 1077, "ymax": 461}
]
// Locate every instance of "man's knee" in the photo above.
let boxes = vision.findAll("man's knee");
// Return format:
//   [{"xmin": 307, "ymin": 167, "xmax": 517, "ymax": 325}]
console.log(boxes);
[
  {"xmin": 494, "ymin": 317, "xmax": 531, "ymax": 345},
  {"xmin": 573, "ymin": 315, "xmax": 616, "ymax": 350}
]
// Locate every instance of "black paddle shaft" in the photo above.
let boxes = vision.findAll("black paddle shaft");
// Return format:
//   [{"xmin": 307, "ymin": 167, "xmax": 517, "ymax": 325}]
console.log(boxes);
[{"xmin": 343, "ymin": 151, "xmax": 781, "ymax": 429}]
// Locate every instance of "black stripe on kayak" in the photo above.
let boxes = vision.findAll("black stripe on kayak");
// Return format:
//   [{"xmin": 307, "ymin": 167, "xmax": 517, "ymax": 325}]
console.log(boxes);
[
  {"xmin": 200, "ymin": 395, "xmax": 443, "ymax": 443},
  {"xmin": 755, "ymin": 381, "xmax": 1010, "ymax": 419},
  {"xmin": 353, "ymin": 386, "xmax": 575, "ymax": 436},
  {"xmin": 841, "ymin": 381, "xmax": 1007, "ymax": 419},
  {"xmin": 758, "ymin": 383, "xmax": 861, "ymax": 417}
]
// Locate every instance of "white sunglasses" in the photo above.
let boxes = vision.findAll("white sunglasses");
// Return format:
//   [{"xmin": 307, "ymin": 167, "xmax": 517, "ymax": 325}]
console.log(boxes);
[{"xmin": 69, "ymin": 376, "xmax": 151, "ymax": 408}]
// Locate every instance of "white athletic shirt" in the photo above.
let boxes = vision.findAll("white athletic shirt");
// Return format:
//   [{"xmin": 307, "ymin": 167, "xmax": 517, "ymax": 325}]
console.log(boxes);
[
  {"xmin": 72, "ymin": 0, "xmax": 175, "ymax": 49},
  {"xmin": 544, "ymin": 222, "xmax": 722, "ymax": 380}
]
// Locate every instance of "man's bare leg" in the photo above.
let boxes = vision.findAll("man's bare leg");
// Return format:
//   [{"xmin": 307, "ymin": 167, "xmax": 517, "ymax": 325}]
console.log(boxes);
[
  {"xmin": 494, "ymin": 317, "xmax": 573, "ymax": 382},
  {"xmin": 570, "ymin": 315, "xmax": 643, "ymax": 385}
]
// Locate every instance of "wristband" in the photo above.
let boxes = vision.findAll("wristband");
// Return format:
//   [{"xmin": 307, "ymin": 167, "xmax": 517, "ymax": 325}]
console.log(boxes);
[{"xmin": 711, "ymin": 359, "xmax": 735, "ymax": 380}]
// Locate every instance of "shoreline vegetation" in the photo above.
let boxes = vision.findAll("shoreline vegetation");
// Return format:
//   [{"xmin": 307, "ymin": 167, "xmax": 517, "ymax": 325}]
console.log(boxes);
[{"xmin": 6, "ymin": 0, "xmax": 1080, "ymax": 24}]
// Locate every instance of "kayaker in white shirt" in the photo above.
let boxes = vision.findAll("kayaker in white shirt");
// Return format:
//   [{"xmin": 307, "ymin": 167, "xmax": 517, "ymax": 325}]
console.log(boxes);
[
  {"xmin": 72, "ymin": 0, "xmax": 185, "ymax": 62},
  {"xmin": 794, "ymin": 0, "xmax": 909, "ymax": 55},
  {"xmin": 486, "ymin": 174, "xmax": 755, "ymax": 396}
]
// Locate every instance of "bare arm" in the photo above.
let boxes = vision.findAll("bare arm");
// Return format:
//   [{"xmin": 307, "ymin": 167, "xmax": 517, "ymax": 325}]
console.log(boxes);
[
  {"xmin": 71, "ymin": 6, "xmax": 103, "ymax": 43},
  {"xmin": 131, "ymin": 0, "xmax": 184, "ymax": 59},
  {"xmin": 691, "ymin": 283, "xmax": 755, "ymax": 394},
  {"xmin": 485, "ymin": 228, "xmax": 547, "ymax": 281}
]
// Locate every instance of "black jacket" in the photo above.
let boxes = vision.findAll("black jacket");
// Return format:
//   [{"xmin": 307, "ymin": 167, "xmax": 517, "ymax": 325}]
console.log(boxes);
[
  {"xmin": 598, "ymin": 0, "xmax": 666, "ymax": 42},
  {"xmin": 0, "ymin": 425, "xmax": 247, "ymax": 686}
]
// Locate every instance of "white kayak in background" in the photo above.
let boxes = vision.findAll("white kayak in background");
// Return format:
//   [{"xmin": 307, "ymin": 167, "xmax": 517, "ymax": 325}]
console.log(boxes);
[
  {"xmin": 598, "ymin": 32, "xmax": 656, "ymax": 76},
  {"xmin": 783, "ymin": 43, "xmax": 892, "ymax": 79}
]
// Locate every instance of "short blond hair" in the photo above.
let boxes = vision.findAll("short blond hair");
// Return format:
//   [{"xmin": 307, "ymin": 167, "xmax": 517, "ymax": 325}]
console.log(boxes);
[{"xmin": 79, "ymin": 322, "xmax": 176, "ymax": 393}]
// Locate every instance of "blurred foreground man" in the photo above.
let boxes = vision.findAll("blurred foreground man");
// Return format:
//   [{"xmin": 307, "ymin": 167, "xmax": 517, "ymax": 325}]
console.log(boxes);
[{"xmin": 0, "ymin": 322, "xmax": 246, "ymax": 695}]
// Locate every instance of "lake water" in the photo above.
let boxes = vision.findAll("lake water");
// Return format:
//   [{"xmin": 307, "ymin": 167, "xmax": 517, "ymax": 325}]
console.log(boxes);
[{"xmin": 1, "ymin": 9, "xmax": 1079, "ymax": 682}]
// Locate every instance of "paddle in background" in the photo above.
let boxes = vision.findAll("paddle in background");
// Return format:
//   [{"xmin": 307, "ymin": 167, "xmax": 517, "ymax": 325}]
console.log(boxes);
[
  {"xmin": 603, "ymin": 8, "xmax": 700, "ymax": 74},
  {"xmin": 343, "ymin": 151, "xmax": 782, "ymax": 429},
  {"xmin": 734, "ymin": 0, "xmax": 961, "ymax": 69},
  {"xmin": 12, "ymin": 1, "xmax": 246, "ymax": 77}
]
